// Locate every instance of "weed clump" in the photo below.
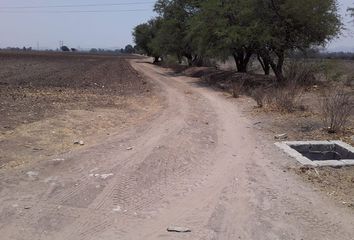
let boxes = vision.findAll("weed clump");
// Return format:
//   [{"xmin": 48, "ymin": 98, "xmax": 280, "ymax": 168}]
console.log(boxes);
[{"xmin": 320, "ymin": 88, "xmax": 353, "ymax": 133}]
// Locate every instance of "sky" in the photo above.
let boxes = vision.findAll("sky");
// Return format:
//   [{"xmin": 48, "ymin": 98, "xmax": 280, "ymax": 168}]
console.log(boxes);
[{"xmin": 0, "ymin": 0, "xmax": 353, "ymax": 51}]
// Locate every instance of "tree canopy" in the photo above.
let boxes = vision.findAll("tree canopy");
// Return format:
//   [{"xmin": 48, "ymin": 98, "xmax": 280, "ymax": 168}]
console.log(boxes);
[
  {"xmin": 60, "ymin": 46, "xmax": 70, "ymax": 52},
  {"xmin": 133, "ymin": 0, "xmax": 342, "ymax": 82},
  {"xmin": 133, "ymin": 18, "xmax": 163, "ymax": 62}
]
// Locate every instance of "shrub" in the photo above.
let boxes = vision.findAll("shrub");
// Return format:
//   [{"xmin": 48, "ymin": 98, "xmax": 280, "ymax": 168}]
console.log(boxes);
[
  {"xmin": 318, "ymin": 60, "xmax": 344, "ymax": 83},
  {"xmin": 251, "ymin": 87, "xmax": 266, "ymax": 107},
  {"xmin": 232, "ymin": 78, "xmax": 245, "ymax": 98},
  {"xmin": 345, "ymin": 74, "xmax": 354, "ymax": 87},
  {"xmin": 272, "ymin": 84, "xmax": 302, "ymax": 112},
  {"xmin": 320, "ymin": 89, "xmax": 353, "ymax": 133},
  {"xmin": 284, "ymin": 60, "xmax": 319, "ymax": 86}
]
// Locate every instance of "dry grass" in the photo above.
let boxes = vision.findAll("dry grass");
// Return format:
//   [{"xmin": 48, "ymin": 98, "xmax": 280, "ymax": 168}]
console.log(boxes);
[
  {"xmin": 232, "ymin": 78, "xmax": 245, "ymax": 98},
  {"xmin": 250, "ymin": 82, "xmax": 303, "ymax": 113},
  {"xmin": 272, "ymin": 84, "xmax": 302, "ymax": 112},
  {"xmin": 251, "ymin": 87, "xmax": 266, "ymax": 107},
  {"xmin": 284, "ymin": 60, "xmax": 319, "ymax": 86},
  {"xmin": 320, "ymin": 88, "xmax": 353, "ymax": 133}
]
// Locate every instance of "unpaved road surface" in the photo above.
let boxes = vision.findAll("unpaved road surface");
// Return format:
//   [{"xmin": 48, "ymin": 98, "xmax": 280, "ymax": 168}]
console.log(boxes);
[{"xmin": 0, "ymin": 58, "xmax": 354, "ymax": 240}]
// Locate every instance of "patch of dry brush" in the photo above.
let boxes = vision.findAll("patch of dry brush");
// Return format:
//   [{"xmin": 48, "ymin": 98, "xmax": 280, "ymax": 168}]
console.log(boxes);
[{"xmin": 320, "ymin": 88, "xmax": 353, "ymax": 133}]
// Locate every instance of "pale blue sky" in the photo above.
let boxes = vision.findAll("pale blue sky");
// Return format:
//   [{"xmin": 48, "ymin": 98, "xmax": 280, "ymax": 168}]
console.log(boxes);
[{"xmin": 0, "ymin": 0, "xmax": 353, "ymax": 51}]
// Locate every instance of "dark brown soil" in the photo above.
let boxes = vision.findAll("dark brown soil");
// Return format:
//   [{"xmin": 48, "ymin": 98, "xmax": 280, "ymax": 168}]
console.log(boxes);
[
  {"xmin": 0, "ymin": 52, "xmax": 162, "ymax": 168},
  {"xmin": 0, "ymin": 52, "xmax": 151, "ymax": 130}
]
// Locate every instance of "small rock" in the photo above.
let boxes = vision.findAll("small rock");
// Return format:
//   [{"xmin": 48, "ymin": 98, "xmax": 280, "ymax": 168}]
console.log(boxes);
[
  {"xmin": 351, "ymin": 135, "xmax": 354, "ymax": 142},
  {"xmin": 167, "ymin": 226, "xmax": 191, "ymax": 233},
  {"xmin": 51, "ymin": 158, "xmax": 65, "ymax": 162},
  {"xmin": 274, "ymin": 133, "xmax": 288, "ymax": 140},
  {"xmin": 100, "ymin": 173, "xmax": 114, "ymax": 180},
  {"xmin": 113, "ymin": 206, "xmax": 121, "ymax": 212},
  {"xmin": 74, "ymin": 140, "xmax": 84, "ymax": 145},
  {"xmin": 217, "ymin": 83, "xmax": 228, "ymax": 90},
  {"xmin": 32, "ymin": 147, "xmax": 43, "ymax": 151},
  {"xmin": 24, "ymin": 206, "xmax": 31, "ymax": 210},
  {"xmin": 126, "ymin": 147, "xmax": 133, "ymax": 151},
  {"xmin": 26, "ymin": 171, "xmax": 39, "ymax": 178}
]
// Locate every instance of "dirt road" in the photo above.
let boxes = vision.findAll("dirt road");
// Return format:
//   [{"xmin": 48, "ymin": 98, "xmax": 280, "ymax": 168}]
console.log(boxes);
[{"xmin": 0, "ymin": 58, "xmax": 353, "ymax": 240}]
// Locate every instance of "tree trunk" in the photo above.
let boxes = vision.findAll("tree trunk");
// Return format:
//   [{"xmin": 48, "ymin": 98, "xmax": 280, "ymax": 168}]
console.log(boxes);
[
  {"xmin": 271, "ymin": 50, "xmax": 285, "ymax": 83},
  {"xmin": 192, "ymin": 55, "xmax": 204, "ymax": 67},
  {"xmin": 259, "ymin": 48, "xmax": 285, "ymax": 83},
  {"xmin": 177, "ymin": 54, "xmax": 182, "ymax": 64},
  {"xmin": 153, "ymin": 56, "xmax": 159, "ymax": 64},
  {"xmin": 233, "ymin": 48, "xmax": 252, "ymax": 73},
  {"xmin": 184, "ymin": 54, "xmax": 193, "ymax": 67},
  {"xmin": 257, "ymin": 54, "xmax": 270, "ymax": 75}
]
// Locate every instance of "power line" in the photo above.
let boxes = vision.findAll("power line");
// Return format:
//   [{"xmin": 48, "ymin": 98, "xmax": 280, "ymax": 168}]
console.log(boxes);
[
  {"xmin": 0, "ymin": 1, "xmax": 154, "ymax": 9},
  {"xmin": 0, "ymin": 9, "xmax": 152, "ymax": 14}
]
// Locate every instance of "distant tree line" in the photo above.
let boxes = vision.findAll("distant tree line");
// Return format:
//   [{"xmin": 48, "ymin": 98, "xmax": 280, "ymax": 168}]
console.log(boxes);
[
  {"xmin": 89, "ymin": 48, "xmax": 119, "ymax": 53},
  {"xmin": 0, "ymin": 47, "xmax": 33, "ymax": 51},
  {"xmin": 0, "ymin": 45, "xmax": 140, "ymax": 55},
  {"xmin": 88, "ymin": 45, "xmax": 137, "ymax": 54},
  {"xmin": 121, "ymin": 44, "xmax": 136, "ymax": 54},
  {"xmin": 297, "ymin": 51, "xmax": 354, "ymax": 61},
  {"xmin": 133, "ymin": 0, "xmax": 342, "ymax": 83}
]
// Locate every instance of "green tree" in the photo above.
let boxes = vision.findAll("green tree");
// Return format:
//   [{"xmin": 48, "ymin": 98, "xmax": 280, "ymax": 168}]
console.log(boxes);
[
  {"xmin": 132, "ymin": 0, "xmax": 341, "ymax": 81},
  {"xmin": 133, "ymin": 18, "xmax": 163, "ymax": 63},
  {"xmin": 188, "ymin": 0, "xmax": 257, "ymax": 72},
  {"xmin": 252, "ymin": 0, "xmax": 341, "ymax": 82},
  {"xmin": 124, "ymin": 44, "xmax": 135, "ymax": 54},
  {"xmin": 60, "ymin": 46, "xmax": 70, "ymax": 52},
  {"xmin": 154, "ymin": 0, "xmax": 201, "ymax": 66}
]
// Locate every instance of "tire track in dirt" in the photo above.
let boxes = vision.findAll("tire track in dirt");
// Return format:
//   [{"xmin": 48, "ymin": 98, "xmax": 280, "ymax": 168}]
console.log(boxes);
[
  {"xmin": 89, "ymin": 65, "xmax": 218, "ymax": 213},
  {"xmin": 55, "ymin": 61, "xmax": 220, "ymax": 239}
]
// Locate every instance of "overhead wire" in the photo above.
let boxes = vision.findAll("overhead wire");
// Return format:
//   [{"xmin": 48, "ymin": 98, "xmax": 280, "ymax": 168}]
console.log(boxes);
[
  {"xmin": 0, "ymin": 9, "xmax": 152, "ymax": 13},
  {"xmin": 0, "ymin": 1, "xmax": 155, "ymax": 9}
]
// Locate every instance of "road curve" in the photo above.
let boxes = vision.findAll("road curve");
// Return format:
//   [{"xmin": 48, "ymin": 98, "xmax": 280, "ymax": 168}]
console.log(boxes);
[{"xmin": 0, "ymin": 58, "xmax": 353, "ymax": 240}]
